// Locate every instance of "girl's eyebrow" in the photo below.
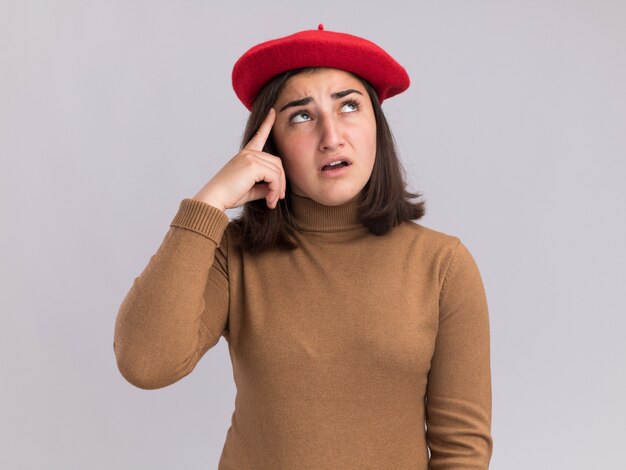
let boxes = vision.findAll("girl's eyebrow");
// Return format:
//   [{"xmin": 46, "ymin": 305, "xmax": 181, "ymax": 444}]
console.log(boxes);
[
  {"xmin": 278, "ymin": 89, "xmax": 363, "ymax": 113},
  {"xmin": 279, "ymin": 97, "xmax": 312, "ymax": 112}
]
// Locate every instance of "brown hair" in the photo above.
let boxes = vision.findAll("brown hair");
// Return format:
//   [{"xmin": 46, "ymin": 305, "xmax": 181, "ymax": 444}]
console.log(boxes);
[{"xmin": 231, "ymin": 67, "xmax": 426, "ymax": 254}]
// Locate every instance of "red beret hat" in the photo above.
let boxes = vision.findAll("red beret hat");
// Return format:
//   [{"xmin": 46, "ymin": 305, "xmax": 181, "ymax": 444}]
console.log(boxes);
[{"xmin": 232, "ymin": 24, "xmax": 410, "ymax": 111}]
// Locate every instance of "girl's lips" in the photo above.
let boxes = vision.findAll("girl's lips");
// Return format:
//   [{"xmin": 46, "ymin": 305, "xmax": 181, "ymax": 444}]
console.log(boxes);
[
  {"xmin": 320, "ymin": 163, "xmax": 351, "ymax": 177},
  {"xmin": 319, "ymin": 157, "xmax": 352, "ymax": 170}
]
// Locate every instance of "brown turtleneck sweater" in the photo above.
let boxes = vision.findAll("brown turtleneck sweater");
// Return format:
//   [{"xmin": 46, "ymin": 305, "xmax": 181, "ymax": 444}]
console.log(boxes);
[{"xmin": 113, "ymin": 193, "xmax": 493, "ymax": 469}]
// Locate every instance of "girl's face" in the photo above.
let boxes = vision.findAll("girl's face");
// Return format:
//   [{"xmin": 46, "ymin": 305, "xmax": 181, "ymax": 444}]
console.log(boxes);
[{"xmin": 270, "ymin": 67, "xmax": 377, "ymax": 206}]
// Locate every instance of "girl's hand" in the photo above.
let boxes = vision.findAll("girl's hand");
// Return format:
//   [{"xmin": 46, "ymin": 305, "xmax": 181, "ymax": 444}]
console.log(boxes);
[{"xmin": 192, "ymin": 108, "xmax": 286, "ymax": 211}]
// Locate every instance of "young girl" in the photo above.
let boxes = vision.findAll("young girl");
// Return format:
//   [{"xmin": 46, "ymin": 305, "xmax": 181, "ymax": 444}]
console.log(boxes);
[{"xmin": 114, "ymin": 25, "xmax": 493, "ymax": 469}]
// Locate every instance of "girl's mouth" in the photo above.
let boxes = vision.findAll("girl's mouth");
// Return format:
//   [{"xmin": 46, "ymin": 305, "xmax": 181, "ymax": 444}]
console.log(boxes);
[{"xmin": 321, "ymin": 161, "xmax": 351, "ymax": 177}]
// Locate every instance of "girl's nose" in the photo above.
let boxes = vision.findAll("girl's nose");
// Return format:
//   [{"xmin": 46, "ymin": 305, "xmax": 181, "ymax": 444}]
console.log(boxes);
[{"xmin": 318, "ymin": 115, "xmax": 344, "ymax": 152}]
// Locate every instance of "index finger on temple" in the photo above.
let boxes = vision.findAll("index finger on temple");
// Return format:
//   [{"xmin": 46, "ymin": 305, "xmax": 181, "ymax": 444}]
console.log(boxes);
[{"xmin": 245, "ymin": 108, "xmax": 276, "ymax": 151}]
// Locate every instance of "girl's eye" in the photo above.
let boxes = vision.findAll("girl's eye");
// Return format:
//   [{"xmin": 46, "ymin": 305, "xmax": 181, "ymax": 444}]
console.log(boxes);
[
  {"xmin": 341, "ymin": 99, "xmax": 360, "ymax": 113},
  {"xmin": 289, "ymin": 111, "xmax": 311, "ymax": 123}
]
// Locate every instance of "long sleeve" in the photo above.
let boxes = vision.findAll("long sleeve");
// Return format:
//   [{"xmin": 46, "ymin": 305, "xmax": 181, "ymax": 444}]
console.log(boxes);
[
  {"xmin": 113, "ymin": 198, "xmax": 231, "ymax": 390},
  {"xmin": 425, "ymin": 240, "xmax": 493, "ymax": 469}
]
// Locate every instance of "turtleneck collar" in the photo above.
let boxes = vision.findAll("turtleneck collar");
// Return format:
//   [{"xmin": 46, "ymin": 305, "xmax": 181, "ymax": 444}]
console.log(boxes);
[{"xmin": 288, "ymin": 191, "xmax": 364, "ymax": 232}]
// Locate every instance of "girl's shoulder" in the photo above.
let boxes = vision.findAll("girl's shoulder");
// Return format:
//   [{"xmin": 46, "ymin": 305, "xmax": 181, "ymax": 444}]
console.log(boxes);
[{"xmin": 396, "ymin": 220, "xmax": 461, "ymax": 249}]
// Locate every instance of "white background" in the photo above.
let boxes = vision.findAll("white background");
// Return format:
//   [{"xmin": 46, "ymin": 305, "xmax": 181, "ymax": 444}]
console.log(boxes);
[{"xmin": 1, "ymin": 1, "xmax": 625, "ymax": 468}]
